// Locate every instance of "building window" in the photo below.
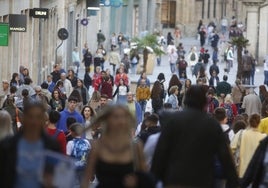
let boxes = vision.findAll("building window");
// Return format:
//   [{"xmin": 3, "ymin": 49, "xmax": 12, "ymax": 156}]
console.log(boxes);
[
  {"xmin": 161, "ymin": 0, "xmax": 176, "ymax": 28},
  {"xmin": 208, "ymin": 0, "xmax": 211, "ymax": 18},
  {"xmin": 196, "ymin": 0, "xmax": 205, "ymax": 19}
]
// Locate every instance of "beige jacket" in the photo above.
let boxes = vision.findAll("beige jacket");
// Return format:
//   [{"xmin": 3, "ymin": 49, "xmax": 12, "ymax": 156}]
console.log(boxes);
[{"xmin": 232, "ymin": 85, "xmax": 245, "ymax": 104}]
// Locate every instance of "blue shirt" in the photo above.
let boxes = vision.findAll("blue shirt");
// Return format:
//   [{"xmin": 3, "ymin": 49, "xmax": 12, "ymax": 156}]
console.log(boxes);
[
  {"xmin": 57, "ymin": 110, "xmax": 84, "ymax": 132},
  {"xmin": 47, "ymin": 81, "xmax": 55, "ymax": 93},
  {"xmin": 15, "ymin": 138, "xmax": 44, "ymax": 188}
]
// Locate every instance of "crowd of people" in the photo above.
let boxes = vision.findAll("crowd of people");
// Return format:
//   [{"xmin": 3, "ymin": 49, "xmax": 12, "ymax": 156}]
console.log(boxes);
[
  {"xmin": 165, "ymin": 17, "xmax": 257, "ymax": 87},
  {"xmin": 1, "ymin": 25, "xmax": 268, "ymax": 187}
]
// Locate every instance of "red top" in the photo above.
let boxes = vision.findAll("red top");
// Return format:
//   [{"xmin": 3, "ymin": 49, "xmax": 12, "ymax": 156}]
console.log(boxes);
[
  {"xmin": 46, "ymin": 128, "xmax": 67, "ymax": 154},
  {"xmin": 115, "ymin": 73, "xmax": 129, "ymax": 86}
]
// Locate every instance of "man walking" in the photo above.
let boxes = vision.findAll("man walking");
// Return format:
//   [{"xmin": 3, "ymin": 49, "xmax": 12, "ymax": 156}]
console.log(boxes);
[
  {"xmin": 151, "ymin": 85, "xmax": 239, "ymax": 188},
  {"xmin": 109, "ymin": 47, "xmax": 120, "ymax": 75},
  {"xmin": 242, "ymin": 88, "xmax": 262, "ymax": 116},
  {"xmin": 72, "ymin": 47, "xmax": 81, "ymax": 75},
  {"xmin": 136, "ymin": 79, "xmax": 151, "ymax": 116},
  {"xmin": 226, "ymin": 46, "xmax": 234, "ymax": 73},
  {"xmin": 57, "ymin": 96, "xmax": 84, "ymax": 132},
  {"xmin": 168, "ymin": 48, "xmax": 178, "ymax": 74},
  {"xmin": 242, "ymin": 50, "xmax": 254, "ymax": 85},
  {"xmin": 97, "ymin": 30, "xmax": 106, "ymax": 47}
]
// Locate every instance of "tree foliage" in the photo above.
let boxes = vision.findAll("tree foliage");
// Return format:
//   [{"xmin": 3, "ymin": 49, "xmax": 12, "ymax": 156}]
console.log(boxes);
[{"xmin": 131, "ymin": 34, "xmax": 165, "ymax": 73}]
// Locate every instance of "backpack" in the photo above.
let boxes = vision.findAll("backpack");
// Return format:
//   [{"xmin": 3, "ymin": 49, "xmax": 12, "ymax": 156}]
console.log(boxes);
[
  {"xmin": 223, "ymin": 128, "xmax": 231, "ymax": 144},
  {"xmin": 71, "ymin": 138, "xmax": 91, "ymax": 169},
  {"xmin": 243, "ymin": 56, "xmax": 253, "ymax": 71},
  {"xmin": 224, "ymin": 104, "xmax": 234, "ymax": 123},
  {"xmin": 190, "ymin": 53, "xmax": 196, "ymax": 61},
  {"xmin": 179, "ymin": 60, "xmax": 187, "ymax": 69}
]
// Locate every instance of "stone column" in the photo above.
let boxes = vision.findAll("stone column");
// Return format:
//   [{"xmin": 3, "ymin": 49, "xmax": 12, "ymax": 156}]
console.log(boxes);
[
  {"xmin": 138, "ymin": 0, "xmax": 148, "ymax": 33},
  {"xmin": 243, "ymin": 0, "xmax": 265, "ymax": 59},
  {"xmin": 258, "ymin": 4, "xmax": 268, "ymax": 61},
  {"xmin": 126, "ymin": 0, "xmax": 134, "ymax": 36},
  {"xmin": 148, "ymin": 0, "xmax": 156, "ymax": 33},
  {"xmin": 203, "ymin": 0, "xmax": 208, "ymax": 20}
]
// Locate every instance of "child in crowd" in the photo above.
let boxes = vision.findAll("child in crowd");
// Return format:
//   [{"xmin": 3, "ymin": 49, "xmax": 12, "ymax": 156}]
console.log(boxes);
[{"xmin": 66, "ymin": 123, "xmax": 91, "ymax": 187}]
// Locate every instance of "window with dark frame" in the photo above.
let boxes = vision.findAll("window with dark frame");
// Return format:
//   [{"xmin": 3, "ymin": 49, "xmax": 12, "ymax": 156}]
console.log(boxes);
[{"xmin": 161, "ymin": 0, "xmax": 176, "ymax": 28}]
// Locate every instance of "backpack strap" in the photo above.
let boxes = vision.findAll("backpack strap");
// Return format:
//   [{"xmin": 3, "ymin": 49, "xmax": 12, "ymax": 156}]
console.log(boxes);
[
  {"xmin": 52, "ymin": 129, "xmax": 61, "ymax": 139},
  {"xmin": 224, "ymin": 128, "xmax": 231, "ymax": 134}
]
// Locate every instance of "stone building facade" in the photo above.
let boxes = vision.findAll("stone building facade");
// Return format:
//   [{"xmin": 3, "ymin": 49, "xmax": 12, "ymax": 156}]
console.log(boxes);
[
  {"xmin": 157, "ymin": 0, "xmax": 268, "ymax": 61},
  {"xmin": 0, "ymin": 0, "xmax": 267, "ymax": 83},
  {"xmin": 158, "ymin": 0, "xmax": 238, "ymax": 36},
  {"xmin": 240, "ymin": 0, "xmax": 268, "ymax": 62},
  {"xmin": 0, "ymin": 0, "xmax": 161, "ymax": 83},
  {"xmin": 0, "ymin": 0, "xmax": 93, "ymax": 84}
]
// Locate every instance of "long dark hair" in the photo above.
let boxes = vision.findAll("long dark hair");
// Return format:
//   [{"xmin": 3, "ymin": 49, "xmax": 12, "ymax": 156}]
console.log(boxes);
[
  {"xmin": 199, "ymin": 66, "xmax": 206, "ymax": 78},
  {"xmin": 151, "ymin": 81, "xmax": 163, "ymax": 99},
  {"xmin": 157, "ymin": 73, "xmax": 165, "ymax": 83},
  {"xmin": 184, "ymin": 79, "xmax": 192, "ymax": 88},
  {"xmin": 259, "ymin": 85, "xmax": 268, "ymax": 98},
  {"xmin": 168, "ymin": 74, "xmax": 182, "ymax": 90},
  {"xmin": 11, "ymin": 73, "xmax": 19, "ymax": 82},
  {"xmin": 69, "ymin": 90, "xmax": 82, "ymax": 103},
  {"xmin": 81, "ymin": 105, "xmax": 96, "ymax": 120},
  {"xmin": 76, "ymin": 78, "xmax": 85, "ymax": 88}
]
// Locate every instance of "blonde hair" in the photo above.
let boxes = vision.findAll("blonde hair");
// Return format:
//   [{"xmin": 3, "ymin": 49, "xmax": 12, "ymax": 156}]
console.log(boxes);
[
  {"xmin": 89, "ymin": 105, "xmax": 136, "ymax": 135},
  {"xmin": 0, "ymin": 110, "xmax": 13, "ymax": 140},
  {"xmin": 225, "ymin": 94, "xmax": 233, "ymax": 103},
  {"xmin": 169, "ymin": 85, "xmax": 179, "ymax": 94},
  {"xmin": 90, "ymin": 91, "xmax": 101, "ymax": 102}
]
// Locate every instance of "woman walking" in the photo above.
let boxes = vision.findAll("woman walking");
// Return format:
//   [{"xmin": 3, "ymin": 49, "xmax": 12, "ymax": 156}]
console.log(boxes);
[{"xmin": 81, "ymin": 105, "xmax": 148, "ymax": 188}]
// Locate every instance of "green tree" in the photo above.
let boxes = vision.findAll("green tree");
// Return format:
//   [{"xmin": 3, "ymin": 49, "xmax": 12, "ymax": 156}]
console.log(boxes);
[
  {"xmin": 132, "ymin": 34, "xmax": 165, "ymax": 73},
  {"xmin": 229, "ymin": 36, "xmax": 249, "ymax": 79}
]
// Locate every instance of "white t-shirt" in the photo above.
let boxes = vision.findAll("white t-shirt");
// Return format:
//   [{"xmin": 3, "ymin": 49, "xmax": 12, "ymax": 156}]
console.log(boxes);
[
  {"xmin": 144, "ymin": 133, "xmax": 161, "ymax": 168},
  {"xmin": 118, "ymin": 85, "xmax": 128, "ymax": 96},
  {"xmin": 221, "ymin": 124, "xmax": 235, "ymax": 142}
]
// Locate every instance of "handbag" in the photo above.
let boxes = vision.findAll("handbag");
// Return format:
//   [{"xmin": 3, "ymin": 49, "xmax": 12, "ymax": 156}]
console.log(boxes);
[
  {"xmin": 15, "ymin": 108, "xmax": 22, "ymax": 130},
  {"xmin": 234, "ymin": 130, "xmax": 243, "ymax": 170},
  {"xmin": 132, "ymin": 141, "xmax": 156, "ymax": 188}
]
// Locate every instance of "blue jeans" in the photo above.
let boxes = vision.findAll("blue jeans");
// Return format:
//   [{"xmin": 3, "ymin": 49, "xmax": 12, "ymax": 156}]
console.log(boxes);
[
  {"xmin": 119, "ymin": 43, "xmax": 122, "ymax": 54},
  {"xmin": 100, "ymin": 62, "xmax": 104, "ymax": 71},
  {"xmin": 139, "ymin": 100, "xmax": 147, "ymax": 115},
  {"xmin": 74, "ymin": 61, "xmax": 80, "ymax": 74},
  {"xmin": 226, "ymin": 60, "xmax": 232, "ymax": 73},
  {"xmin": 191, "ymin": 65, "xmax": 194, "ymax": 76},
  {"xmin": 117, "ymin": 95, "xmax": 127, "ymax": 105},
  {"xmin": 157, "ymin": 56, "xmax": 161, "ymax": 66},
  {"xmin": 264, "ymin": 71, "xmax": 268, "ymax": 86},
  {"xmin": 131, "ymin": 63, "xmax": 138, "ymax": 74},
  {"xmin": 221, "ymin": 26, "xmax": 227, "ymax": 34},
  {"xmin": 251, "ymin": 69, "xmax": 255, "ymax": 85},
  {"xmin": 170, "ymin": 63, "xmax": 176, "ymax": 74}
]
